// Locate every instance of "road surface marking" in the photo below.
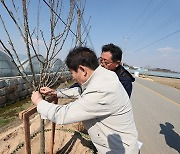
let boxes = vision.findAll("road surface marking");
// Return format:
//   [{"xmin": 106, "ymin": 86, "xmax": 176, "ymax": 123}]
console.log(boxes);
[{"xmin": 136, "ymin": 82, "xmax": 180, "ymax": 106}]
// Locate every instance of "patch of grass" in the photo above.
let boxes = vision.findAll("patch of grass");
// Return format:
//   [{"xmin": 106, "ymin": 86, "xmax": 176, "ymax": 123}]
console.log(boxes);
[
  {"xmin": 0, "ymin": 98, "xmax": 33, "ymax": 130},
  {"xmin": 0, "ymin": 116, "xmax": 15, "ymax": 127},
  {"xmin": 0, "ymin": 117, "xmax": 10, "ymax": 127},
  {"xmin": 0, "ymin": 80, "xmax": 74, "ymax": 131},
  {"xmin": 145, "ymin": 76, "xmax": 180, "ymax": 90}
]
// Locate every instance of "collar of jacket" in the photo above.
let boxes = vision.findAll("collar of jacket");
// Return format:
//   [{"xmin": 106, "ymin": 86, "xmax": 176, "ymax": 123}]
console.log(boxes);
[
  {"xmin": 115, "ymin": 65, "xmax": 126, "ymax": 74},
  {"xmin": 115, "ymin": 65, "xmax": 135, "ymax": 82},
  {"xmin": 81, "ymin": 65, "xmax": 102, "ymax": 92}
]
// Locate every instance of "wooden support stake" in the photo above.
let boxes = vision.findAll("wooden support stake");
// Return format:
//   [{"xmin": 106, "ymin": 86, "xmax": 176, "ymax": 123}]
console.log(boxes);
[
  {"xmin": 19, "ymin": 105, "xmax": 37, "ymax": 154},
  {"xmin": 40, "ymin": 119, "xmax": 45, "ymax": 153},
  {"xmin": 23, "ymin": 116, "xmax": 31, "ymax": 154},
  {"xmin": 19, "ymin": 97, "xmax": 57, "ymax": 154},
  {"xmin": 50, "ymin": 122, "xmax": 56, "ymax": 154},
  {"xmin": 50, "ymin": 97, "xmax": 58, "ymax": 154}
]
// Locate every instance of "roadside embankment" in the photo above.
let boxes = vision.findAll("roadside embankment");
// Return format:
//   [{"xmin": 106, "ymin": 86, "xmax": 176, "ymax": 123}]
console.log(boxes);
[{"xmin": 139, "ymin": 75, "xmax": 180, "ymax": 90}]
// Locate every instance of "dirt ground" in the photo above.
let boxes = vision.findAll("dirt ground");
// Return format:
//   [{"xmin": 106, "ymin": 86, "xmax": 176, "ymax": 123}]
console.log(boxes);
[
  {"xmin": 0, "ymin": 114, "xmax": 95, "ymax": 154},
  {"xmin": 0, "ymin": 76, "xmax": 179, "ymax": 154},
  {"xmin": 0, "ymin": 98, "xmax": 95, "ymax": 154}
]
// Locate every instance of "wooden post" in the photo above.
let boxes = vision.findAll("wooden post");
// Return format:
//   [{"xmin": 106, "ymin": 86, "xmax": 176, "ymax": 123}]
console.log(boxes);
[
  {"xmin": 50, "ymin": 122, "xmax": 56, "ymax": 154},
  {"xmin": 50, "ymin": 97, "xmax": 58, "ymax": 154},
  {"xmin": 40, "ymin": 95, "xmax": 46, "ymax": 154},
  {"xmin": 19, "ymin": 97, "xmax": 57, "ymax": 154},
  {"xmin": 19, "ymin": 105, "xmax": 37, "ymax": 154},
  {"xmin": 40, "ymin": 119, "xmax": 45, "ymax": 153},
  {"xmin": 23, "ymin": 116, "xmax": 31, "ymax": 154}
]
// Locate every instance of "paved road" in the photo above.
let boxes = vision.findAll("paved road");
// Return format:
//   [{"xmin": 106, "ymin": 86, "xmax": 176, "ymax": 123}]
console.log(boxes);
[{"xmin": 131, "ymin": 77, "xmax": 180, "ymax": 154}]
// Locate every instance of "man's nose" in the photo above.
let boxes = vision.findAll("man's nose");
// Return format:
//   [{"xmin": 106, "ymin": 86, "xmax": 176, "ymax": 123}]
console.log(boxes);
[{"xmin": 100, "ymin": 62, "xmax": 105, "ymax": 67}]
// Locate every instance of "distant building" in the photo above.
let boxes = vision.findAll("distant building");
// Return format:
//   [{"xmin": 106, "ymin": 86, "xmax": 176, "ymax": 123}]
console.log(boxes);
[
  {"xmin": 124, "ymin": 66, "xmax": 130, "ymax": 70},
  {"xmin": 0, "ymin": 50, "xmax": 19, "ymax": 77},
  {"xmin": 133, "ymin": 66, "xmax": 148, "ymax": 72}
]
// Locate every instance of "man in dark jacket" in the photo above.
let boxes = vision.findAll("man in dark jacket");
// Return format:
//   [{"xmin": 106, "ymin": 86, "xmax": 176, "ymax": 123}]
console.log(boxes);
[{"xmin": 100, "ymin": 43, "xmax": 135, "ymax": 97}]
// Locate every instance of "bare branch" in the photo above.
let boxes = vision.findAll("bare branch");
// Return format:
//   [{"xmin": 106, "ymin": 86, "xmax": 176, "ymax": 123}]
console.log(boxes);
[
  {"xmin": 0, "ymin": 15, "xmax": 33, "ymax": 87},
  {"xmin": 1, "ymin": 0, "xmax": 80, "ymax": 91},
  {"xmin": 22, "ymin": 0, "xmax": 36, "ymax": 87},
  {"xmin": 1, "ymin": 0, "xmax": 25, "ymax": 40},
  {"xmin": 11, "ymin": 0, "xmax": 24, "ymax": 30},
  {"xmin": 48, "ymin": 0, "xmax": 76, "ymax": 61},
  {"xmin": 0, "ymin": 39, "xmax": 33, "ymax": 89}
]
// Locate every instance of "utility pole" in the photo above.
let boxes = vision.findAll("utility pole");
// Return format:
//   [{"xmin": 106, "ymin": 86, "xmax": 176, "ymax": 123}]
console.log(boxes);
[
  {"xmin": 122, "ymin": 36, "xmax": 130, "ymax": 66},
  {"xmin": 75, "ymin": 0, "xmax": 91, "ymax": 48},
  {"xmin": 77, "ymin": 9, "xmax": 82, "ymax": 47}
]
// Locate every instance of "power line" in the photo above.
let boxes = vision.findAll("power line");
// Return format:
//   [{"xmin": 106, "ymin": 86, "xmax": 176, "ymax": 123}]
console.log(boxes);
[
  {"xmin": 42, "ymin": 0, "xmax": 78, "ymax": 40},
  {"xmin": 150, "ymin": 11, "xmax": 180, "ymax": 34},
  {"xmin": 130, "ymin": 0, "xmax": 167, "ymax": 37},
  {"xmin": 129, "ymin": 10, "xmax": 180, "ymax": 49},
  {"xmin": 125, "ymin": 0, "xmax": 152, "ymax": 37},
  {"xmin": 81, "ymin": 17, "xmax": 95, "ymax": 50},
  {"xmin": 127, "ymin": 29, "xmax": 180, "ymax": 55}
]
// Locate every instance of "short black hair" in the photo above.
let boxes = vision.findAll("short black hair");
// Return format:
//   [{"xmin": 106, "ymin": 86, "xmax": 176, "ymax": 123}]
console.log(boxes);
[
  {"xmin": 65, "ymin": 47, "xmax": 99, "ymax": 72},
  {"xmin": 101, "ymin": 43, "xmax": 122, "ymax": 62}
]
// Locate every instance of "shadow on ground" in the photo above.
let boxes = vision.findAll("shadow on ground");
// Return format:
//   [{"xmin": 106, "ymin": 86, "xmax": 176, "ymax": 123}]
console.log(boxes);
[
  {"xmin": 56, "ymin": 131, "xmax": 97, "ymax": 154},
  {"xmin": 160, "ymin": 122, "xmax": 180, "ymax": 153}
]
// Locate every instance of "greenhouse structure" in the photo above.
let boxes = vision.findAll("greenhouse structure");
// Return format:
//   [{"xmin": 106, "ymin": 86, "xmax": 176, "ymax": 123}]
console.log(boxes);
[
  {"xmin": 0, "ymin": 51, "xmax": 66, "ymax": 77},
  {"xmin": 20, "ymin": 54, "xmax": 45, "ymax": 74},
  {"xmin": 0, "ymin": 50, "xmax": 19, "ymax": 77},
  {"xmin": 50, "ymin": 58, "xmax": 64, "ymax": 72}
]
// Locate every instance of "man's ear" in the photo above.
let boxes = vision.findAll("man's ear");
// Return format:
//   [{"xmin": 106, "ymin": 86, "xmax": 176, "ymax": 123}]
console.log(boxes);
[
  {"xmin": 79, "ymin": 65, "xmax": 87, "ymax": 76},
  {"xmin": 115, "ymin": 60, "xmax": 121, "ymax": 67}
]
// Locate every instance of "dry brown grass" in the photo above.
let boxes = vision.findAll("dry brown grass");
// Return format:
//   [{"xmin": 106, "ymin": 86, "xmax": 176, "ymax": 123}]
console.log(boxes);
[{"xmin": 140, "ymin": 75, "xmax": 180, "ymax": 90}]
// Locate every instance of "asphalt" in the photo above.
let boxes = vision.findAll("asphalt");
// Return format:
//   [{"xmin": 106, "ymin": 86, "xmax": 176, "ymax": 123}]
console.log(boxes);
[{"xmin": 131, "ymin": 77, "xmax": 180, "ymax": 154}]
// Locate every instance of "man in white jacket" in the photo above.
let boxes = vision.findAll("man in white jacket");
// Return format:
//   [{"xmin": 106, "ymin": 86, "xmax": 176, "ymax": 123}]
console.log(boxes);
[{"xmin": 31, "ymin": 47, "xmax": 138, "ymax": 154}]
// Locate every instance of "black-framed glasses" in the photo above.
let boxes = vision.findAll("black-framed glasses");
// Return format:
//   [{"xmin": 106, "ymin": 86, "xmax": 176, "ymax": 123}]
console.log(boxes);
[{"xmin": 99, "ymin": 57, "xmax": 114, "ymax": 66}]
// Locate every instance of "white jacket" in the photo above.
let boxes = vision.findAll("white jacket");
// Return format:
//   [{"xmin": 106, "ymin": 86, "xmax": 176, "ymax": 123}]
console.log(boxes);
[{"xmin": 37, "ymin": 66, "xmax": 138, "ymax": 154}]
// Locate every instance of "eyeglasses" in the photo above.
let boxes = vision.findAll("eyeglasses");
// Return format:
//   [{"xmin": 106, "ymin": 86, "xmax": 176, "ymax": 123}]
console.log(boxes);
[{"xmin": 99, "ymin": 57, "xmax": 114, "ymax": 66}]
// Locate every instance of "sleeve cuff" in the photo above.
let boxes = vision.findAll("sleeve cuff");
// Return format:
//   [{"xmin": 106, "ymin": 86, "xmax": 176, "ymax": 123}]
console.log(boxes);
[
  {"xmin": 57, "ymin": 87, "xmax": 81, "ymax": 98},
  {"xmin": 37, "ymin": 100, "xmax": 54, "ymax": 119}
]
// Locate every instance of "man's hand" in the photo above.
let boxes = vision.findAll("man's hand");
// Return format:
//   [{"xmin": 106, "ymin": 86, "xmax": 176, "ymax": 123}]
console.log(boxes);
[
  {"xmin": 40, "ymin": 87, "xmax": 57, "ymax": 96},
  {"xmin": 31, "ymin": 91, "xmax": 43, "ymax": 105}
]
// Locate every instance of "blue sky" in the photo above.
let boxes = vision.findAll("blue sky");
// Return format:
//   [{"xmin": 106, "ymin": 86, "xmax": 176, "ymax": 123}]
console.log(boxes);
[
  {"xmin": 0, "ymin": 0, "xmax": 180, "ymax": 72},
  {"xmin": 83, "ymin": 0, "xmax": 180, "ymax": 72}
]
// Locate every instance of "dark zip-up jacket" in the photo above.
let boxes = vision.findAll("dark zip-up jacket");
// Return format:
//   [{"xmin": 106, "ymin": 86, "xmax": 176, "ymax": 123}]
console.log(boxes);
[{"xmin": 115, "ymin": 66, "xmax": 135, "ymax": 98}]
